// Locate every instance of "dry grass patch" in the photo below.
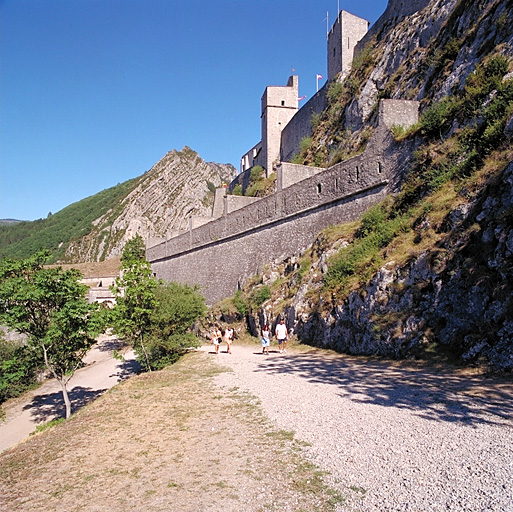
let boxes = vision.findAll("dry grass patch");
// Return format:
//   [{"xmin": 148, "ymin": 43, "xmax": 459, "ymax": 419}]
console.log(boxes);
[{"xmin": 1, "ymin": 350, "xmax": 344, "ymax": 512}]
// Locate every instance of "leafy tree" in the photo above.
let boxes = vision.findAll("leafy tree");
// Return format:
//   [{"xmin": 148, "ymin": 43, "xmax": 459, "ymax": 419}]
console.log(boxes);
[
  {"xmin": 0, "ymin": 251, "xmax": 103, "ymax": 418},
  {"xmin": 152, "ymin": 281, "xmax": 206, "ymax": 336},
  {"xmin": 0, "ymin": 333, "xmax": 40, "ymax": 404},
  {"xmin": 143, "ymin": 282, "xmax": 206, "ymax": 370},
  {"xmin": 111, "ymin": 235, "xmax": 158, "ymax": 370}
]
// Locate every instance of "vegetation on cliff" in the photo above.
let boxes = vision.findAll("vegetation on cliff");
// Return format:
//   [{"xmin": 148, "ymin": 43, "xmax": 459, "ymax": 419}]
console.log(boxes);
[
  {"xmin": 0, "ymin": 148, "xmax": 235, "ymax": 263},
  {"xmin": 214, "ymin": 1, "xmax": 513, "ymax": 371}
]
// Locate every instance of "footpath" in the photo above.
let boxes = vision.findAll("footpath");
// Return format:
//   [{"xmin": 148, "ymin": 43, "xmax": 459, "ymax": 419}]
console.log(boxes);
[
  {"xmin": 2, "ymin": 338, "xmax": 512, "ymax": 511},
  {"xmin": 0, "ymin": 335, "xmax": 139, "ymax": 452},
  {"xmin": 205, "ymin": 342, "xmax": 513, "ymax": 511}
]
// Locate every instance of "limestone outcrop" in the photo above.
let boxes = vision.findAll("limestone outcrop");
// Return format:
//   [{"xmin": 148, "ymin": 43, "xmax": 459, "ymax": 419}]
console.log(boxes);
[{"xmin": 65, "ymin": 147, "xmax": 235, "ymax": 261}]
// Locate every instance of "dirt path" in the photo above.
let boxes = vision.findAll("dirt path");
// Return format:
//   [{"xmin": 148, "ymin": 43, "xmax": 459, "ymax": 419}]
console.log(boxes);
[
  {"xmin": 1, "ymin": 340, "xmax": 512, "ymax": 511},
  {"xmin": 0, "ymin": 334, "xmax": 139, "ymax": 452},
  {"xmin": 205, "ymin": 342, "xmax": 513, "ymax": 511}
]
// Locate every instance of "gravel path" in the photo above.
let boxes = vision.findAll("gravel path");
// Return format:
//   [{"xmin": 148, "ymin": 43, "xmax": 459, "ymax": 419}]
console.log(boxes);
[{"xmin": 205, "ymin": 343, "xmax": 513, "ymax": 512}]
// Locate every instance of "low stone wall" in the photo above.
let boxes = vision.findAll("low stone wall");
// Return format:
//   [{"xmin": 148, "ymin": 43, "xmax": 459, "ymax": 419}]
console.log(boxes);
[{"xmin": 278, "ymin": 162, "xmax": 325, "ymax": 190}]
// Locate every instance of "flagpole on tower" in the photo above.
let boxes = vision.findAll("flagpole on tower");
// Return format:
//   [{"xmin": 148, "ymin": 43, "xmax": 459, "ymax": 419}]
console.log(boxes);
[{"xmin": 316, "ymin": 74, "xmax": 324, "ymax": 92}]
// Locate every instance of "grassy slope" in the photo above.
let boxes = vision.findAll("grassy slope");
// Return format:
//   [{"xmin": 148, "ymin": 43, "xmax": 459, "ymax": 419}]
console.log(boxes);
[{"xmin": 0, "ymin": 178, "xmax": 139, "ymax": 263}]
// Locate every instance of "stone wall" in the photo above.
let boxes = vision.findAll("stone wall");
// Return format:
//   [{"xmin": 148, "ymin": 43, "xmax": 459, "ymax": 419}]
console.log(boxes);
[
  {"xmin": 280, "ymin": 86, "xmax": 328, "ymax": 164},
  {"xmin": 277, "ymin": 162, "xmax": 325, "ymax": 190},
  {"xmin": 148, "ymin": 100, "xmax": 419, "ymax": 304}
]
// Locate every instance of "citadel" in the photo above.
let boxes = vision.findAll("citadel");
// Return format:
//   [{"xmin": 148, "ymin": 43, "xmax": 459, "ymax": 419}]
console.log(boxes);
[{"xmin": 147, "ymin": 5, "xmax": 421, "ymax": 304}]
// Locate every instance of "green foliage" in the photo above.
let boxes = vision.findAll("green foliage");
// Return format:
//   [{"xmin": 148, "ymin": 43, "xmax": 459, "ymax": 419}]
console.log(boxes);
[
  {"xmin": 325, "ymin": 206, "xmax": 408, "ymax": 289},
  {"xmin": 245, "ymin": 168, "xmax": 276, "ymax": 198},
  {"xmin": 233, "ymin": 290, "xmax": 248, "ymax": 317},
  {"xmin": 0, "ymin": 250, "xmax": 103, "ymax": 417},
  {"xmin": 206, "ymin": 180, "xmax": 217, "ymax": 193},
  {"xmin": 111, "ymin": 235, "xmax": 158, "ymax": 370},
  {"xmin": 0, "ymin": 178, "xmax": 138, "ymax": 262},
  {"xmin": 310, "ymin": 112, "xmax": 321, "ymax": 131},
  {"xmin": 250, "ymin": 165, "xmax": 264, "ymax": 182},
  {"xmin": 0, "ymin": 335, "xmax": 40, "ymax": 404},
  {"xmin": 232, "ymin": 184, "xmax": 243, "ymax": 196},
  {"xmin": 249, "ymin": 285, "xmax": 271, "ymax": 308},
  {"xmin": 419, "ymin": 96, "xmax": 460, "ymax": 137},
  {"xmin": 151, "ymin": 281, "xmax": 206, "ymax": 336},
  {"xmin": 299, "ymin": 137, "xmax": 313, "ymax": 153},
  {"xmin": 327, "ymin": 81, "xmax": 344, "ymax": 104},
  {"xmin": 142, "ymin": 333, "xmax": 200, "ymax": 371},
  {"xmin": 112, "ymin": 236, "xmax": 205, "ymax": 371},
  {"xmin": 32, "ymin": 417, "xmax": 65, "ymax": 434},
  {"xmin": 351, "ymin": 42, "xmax": 376, "ymax": 74}
]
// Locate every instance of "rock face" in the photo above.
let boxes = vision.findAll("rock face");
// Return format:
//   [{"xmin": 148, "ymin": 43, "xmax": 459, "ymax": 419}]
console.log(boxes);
[
  {"xmin": 241, "ymin": 157, "xmax": 512, "ymax": 371},
  {"xmin": 348, "ymin": 0, "xmax": 513, "ymax": 130},
  {"xmin": 65, "ymin": 147, "xmax": 235, "ymax": 261},
  {"xmin": 224, "ymin": 0, "xmax": 513, "ymax": 371}
]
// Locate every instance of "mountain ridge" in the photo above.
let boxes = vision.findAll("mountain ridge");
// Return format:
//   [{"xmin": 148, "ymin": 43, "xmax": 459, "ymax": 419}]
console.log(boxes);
[{"xmin": 0, "ymin": 147, "xmax": 235, "ymax": 263}]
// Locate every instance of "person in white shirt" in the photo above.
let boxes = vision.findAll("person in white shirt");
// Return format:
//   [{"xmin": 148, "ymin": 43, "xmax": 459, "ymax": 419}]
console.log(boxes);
[{"xmin": 275, "ymin": 318, "xmax": 288, "ymax": 353}]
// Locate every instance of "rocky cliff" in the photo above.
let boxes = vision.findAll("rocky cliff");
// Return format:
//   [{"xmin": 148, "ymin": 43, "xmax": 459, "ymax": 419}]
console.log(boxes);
[
  {"xmin": 214, "ymin": 0, "xmax": 513, "ymax": 371},
  {"xmin": 65, "ymin": 147, "xmax": 235, "ymax": 261}
]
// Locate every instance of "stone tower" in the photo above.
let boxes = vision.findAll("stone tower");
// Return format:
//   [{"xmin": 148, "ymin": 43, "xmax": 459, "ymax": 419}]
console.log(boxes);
[
  {"xmin": 327, "ymin": 10, "xmax": 369, "ymax": 82},
  {"xmin": 261, "ymin": 75, "xmax": 299, "ymax": 175}
]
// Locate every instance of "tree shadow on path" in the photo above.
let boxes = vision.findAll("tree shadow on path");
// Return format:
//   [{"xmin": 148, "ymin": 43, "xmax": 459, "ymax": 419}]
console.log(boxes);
[
  {"xmin": 23, "ymin": 386, "xmax": 107, "ymax": 423},
  {"xmin": 23, "ymin": 358, "xmax": 141, "ymax": 424},
  {"xmin": 110, "ymin": 357, "xmax": 141, "ymax": 381},
  {"xmin": 252, "ymin": 350, "xmax": 513, "ymax": 426}
]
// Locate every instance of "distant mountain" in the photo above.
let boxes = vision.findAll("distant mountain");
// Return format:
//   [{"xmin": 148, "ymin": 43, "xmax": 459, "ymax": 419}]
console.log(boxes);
[
  {"xmin": 0, "ymin": 219, "xmax": 24, "ymax": 226},
  {"xmin": 0, "ymin": 147, "xmax": 236, "ymax": 262}
]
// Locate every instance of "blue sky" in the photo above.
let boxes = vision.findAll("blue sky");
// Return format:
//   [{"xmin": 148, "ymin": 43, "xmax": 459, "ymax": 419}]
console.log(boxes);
[{"xmin": 1, "ymin": 0, "xmax": 388, "ymax": 221}]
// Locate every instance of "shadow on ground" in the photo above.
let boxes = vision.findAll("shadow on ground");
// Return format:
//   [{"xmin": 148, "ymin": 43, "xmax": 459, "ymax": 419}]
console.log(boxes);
[
  {"xmin": 23, "ymin": 386, "xmax": 107, "ymax": 423},
  {"xmin": 111, "ymin": 357, "xmax": 141, "ymax": 381},
  {"xmin": 252, "ymin": 351, "xmax": 513, "ymax": 426},
  {"xmin": 24, "ymin": 358, "xmax": 141, "ymax": 423}
]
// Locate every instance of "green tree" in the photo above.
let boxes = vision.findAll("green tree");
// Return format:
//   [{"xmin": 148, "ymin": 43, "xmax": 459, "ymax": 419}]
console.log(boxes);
[
  {"xmin": 111, "ymin": 235, "xmax": 158, "ymax": 370},
  {"xmin": 0, "ymin": 251, "xmax": 103, "ymax": 418},
  {"xmin": 143, "ymin": 281, "xmax": 206, "ymax": 370}
]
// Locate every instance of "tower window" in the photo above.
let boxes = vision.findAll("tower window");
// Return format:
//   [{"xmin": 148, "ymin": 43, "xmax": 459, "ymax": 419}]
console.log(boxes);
[
  {"xmin": 281, "ymin": 100, "xmax": 285, "ymax": 106},
  {"xmin": 317, "ymin": 183, "xmax": 322, "ymax": 194}
]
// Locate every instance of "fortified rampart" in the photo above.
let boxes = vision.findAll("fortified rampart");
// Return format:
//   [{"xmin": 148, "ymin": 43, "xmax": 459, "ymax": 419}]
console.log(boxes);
[{"xmin": 147, "ymin": 100, "xmax": 419, "ymax": 304}]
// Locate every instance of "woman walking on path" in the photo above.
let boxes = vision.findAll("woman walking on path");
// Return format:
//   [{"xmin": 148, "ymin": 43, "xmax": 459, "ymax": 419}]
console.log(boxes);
[
  {"xmin": 224, "ymin": 326, "xmax": 234, "ymax": 354},
  {"xmin": 211, "ymin": 325, "xmax": 222, "ymax": 354},
  {"xmin": 261, "ymin": 324, "xmax": 271, "ymax": 355}
]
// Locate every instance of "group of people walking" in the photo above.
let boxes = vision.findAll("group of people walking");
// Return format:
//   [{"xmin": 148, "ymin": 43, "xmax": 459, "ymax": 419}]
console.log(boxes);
[
  {"xmin": 210, "ymin": 325, "xmax": 234, "ymax": 354},
  {"xmin": 210, "ymin": 318, "xmax": 289, "ymax": 355}
]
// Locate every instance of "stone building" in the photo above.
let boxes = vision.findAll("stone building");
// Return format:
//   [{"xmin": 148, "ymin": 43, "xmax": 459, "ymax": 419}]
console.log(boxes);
[
  {"xmin": 240, "ymin": 9, "xmax": 369, "ymax": 177},
  {"xmin": 327, "ymin": 10, "xmax": 370, "ymax": 82},
  {"xmin": 240, "ymin": 76, "xmax": 299, "ymax": 176}
]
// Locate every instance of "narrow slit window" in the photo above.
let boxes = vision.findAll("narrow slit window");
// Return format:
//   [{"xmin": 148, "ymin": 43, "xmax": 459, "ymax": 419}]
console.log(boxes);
[
  {"xmin": 378, "ymin": 162, "xmax": 383, "ymax": 174},
  {"xmin": 356, "ymin": 166, "xmax": 360, "ymax": 181},
  {"xmin": 317, "ymin": 183, "xmax": 322, "ymax": 194}
]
